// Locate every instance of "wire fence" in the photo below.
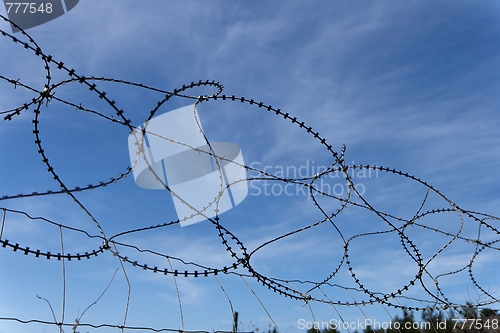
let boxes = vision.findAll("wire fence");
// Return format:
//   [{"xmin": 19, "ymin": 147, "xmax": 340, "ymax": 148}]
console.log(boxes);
[{"xmin": 1, "ymin": 13, "xmax": 499, "ymax": 333}]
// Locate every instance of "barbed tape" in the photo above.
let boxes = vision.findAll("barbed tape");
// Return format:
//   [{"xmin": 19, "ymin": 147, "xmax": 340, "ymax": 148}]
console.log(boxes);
[{"xmin": 1, "ymin": 13, "xmax": 499, "ymax": 333}]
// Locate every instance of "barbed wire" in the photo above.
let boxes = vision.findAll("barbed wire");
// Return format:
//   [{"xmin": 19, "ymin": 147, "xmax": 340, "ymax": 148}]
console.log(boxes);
[{"xmin": 1, "ymin": 13, "xmax": 499, "ymax": 333}]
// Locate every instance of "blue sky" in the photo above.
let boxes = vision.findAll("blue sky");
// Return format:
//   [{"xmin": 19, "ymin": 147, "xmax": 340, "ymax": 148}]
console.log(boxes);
[{"xmin": 1, "ymin": 1, "xmax": 500, "ymax": 333}]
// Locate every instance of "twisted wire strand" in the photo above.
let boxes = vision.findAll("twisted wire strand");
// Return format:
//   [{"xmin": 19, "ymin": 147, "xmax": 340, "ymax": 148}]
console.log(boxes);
[{"xmin": 1, "ymin": 13, "xmax": 499, "ymax": 333}]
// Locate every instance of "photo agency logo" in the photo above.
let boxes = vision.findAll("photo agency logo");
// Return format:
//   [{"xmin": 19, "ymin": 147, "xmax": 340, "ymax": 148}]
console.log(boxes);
[
  {"xmin": 3, "ymin": 0, "xmax": 79, "ymax": 32},
  {"xmin": 128, "ymin": 104, "xmax": 248, "ymax": 227}
]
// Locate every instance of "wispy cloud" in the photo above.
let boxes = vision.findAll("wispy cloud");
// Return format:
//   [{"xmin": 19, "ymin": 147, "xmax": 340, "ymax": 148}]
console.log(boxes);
[{"xmin": 2, "ymin": 1, "xmax": 500, "ymax": 332}]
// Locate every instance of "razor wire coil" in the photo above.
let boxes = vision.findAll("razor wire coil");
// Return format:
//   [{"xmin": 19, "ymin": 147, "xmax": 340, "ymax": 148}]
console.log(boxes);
[{"xmin": 1, "ymin": 13, "xmax": 499, "ymax": 333}]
